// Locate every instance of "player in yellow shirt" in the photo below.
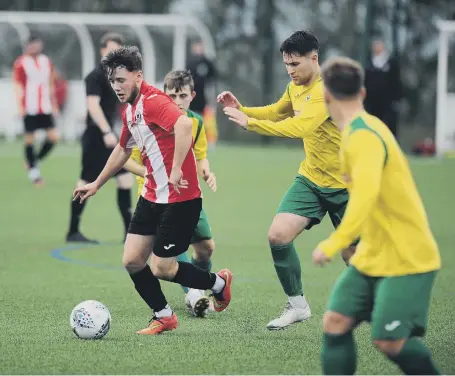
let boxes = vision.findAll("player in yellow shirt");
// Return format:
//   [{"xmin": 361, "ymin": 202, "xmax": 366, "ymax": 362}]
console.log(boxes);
[
  {"xmin": 313, "ymin": 56, "xmax": 441, "ymax": 375},
  {"xmin": 124, "ymin": 70, "xmax": 217, "ymax": 318},
  {"xmin": 218, "ymin": 30, "xmax": 355, "ymax": 330}
]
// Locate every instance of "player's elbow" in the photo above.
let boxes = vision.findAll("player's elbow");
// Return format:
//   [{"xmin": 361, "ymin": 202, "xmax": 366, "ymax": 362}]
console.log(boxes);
[{"xmin": 174, "ymin": 115, "xmax": 192, "ymax": 135}]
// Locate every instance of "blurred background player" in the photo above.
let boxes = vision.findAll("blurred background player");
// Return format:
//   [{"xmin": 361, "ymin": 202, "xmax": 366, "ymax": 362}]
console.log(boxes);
[
  {"xmin": 218, "ymin": 30, "xmax": 356, "ymax": 330},
  {"xmin": 314, "ymin": 56, "xmax": 441, "ymax": 375},
  {"xmin": 66, "ymin": 32, "xmax": 133, "ymax": 243},
  {"xmin": 186, "ymin": 40, "xmax": 218, "ymax": 149},
  {"xmin": 124, "ymin": 69, "xmax": 217, "ymax": 317},
  {"xmin": 364, "ymin": 38, "xmax": 402, "ymax": 138},
  {"xmin": 13, "ymin": 35, "xmax": 59, "ymax": 185}
]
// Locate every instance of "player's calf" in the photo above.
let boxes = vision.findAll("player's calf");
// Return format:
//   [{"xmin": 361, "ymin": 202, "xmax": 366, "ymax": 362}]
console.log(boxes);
[
  {"xmin": 192, "ymin": 238, "xmax": 215, "ymax": 272},
  {"xmin": 321, "ymin": 311, "xmax": 357, "ymax": 374},
  {"xmin": 374, "ymin": 338, "xmax": 442, "ymax": 375}
]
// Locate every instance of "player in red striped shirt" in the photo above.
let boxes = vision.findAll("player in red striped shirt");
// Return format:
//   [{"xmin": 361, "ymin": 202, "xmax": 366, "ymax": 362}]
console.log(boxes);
[
  {"xmin": 73, "ymin": 46, "xmax": 233, "ymax": 335},
  {"xmin": 13, "ymin": 36, "xmax": 59, "ymax": 185}
]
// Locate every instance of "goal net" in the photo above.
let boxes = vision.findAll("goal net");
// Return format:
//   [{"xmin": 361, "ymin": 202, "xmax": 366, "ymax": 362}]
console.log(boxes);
[
  {"xmin": 436, "ymin": 20, "xmax": 455, "ymax": 157},
  {"xmin": 0, "ymin": 11, "xmax": 215, "ymax": 142}
]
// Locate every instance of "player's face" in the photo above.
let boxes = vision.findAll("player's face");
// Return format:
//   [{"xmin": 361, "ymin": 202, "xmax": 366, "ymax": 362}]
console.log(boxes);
[
  {"xmin": 26, "ymin": 40, "xmax": 43, "ymax": 56},
  {"xmin": 100, "ymin": 41, "xmax": 122, "ymax": 58},
  {"xmin": 108, "ymin": 67, "xmax": 142, "ymax": 104},
  {"xmin": 165, "ymin": 85, "xmax": 195, "ymax": 111},
  {"xmin": 283, "ymin": 52, "xmax": 317, "ymax": 86}
]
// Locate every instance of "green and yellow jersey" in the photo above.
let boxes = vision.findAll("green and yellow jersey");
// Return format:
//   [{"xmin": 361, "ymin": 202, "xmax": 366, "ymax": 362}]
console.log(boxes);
[
  {"xmin": 318, "ymin": 111, "xmax": 441, "ymax": 276},
  {"xmin": 131, "ymin": 109, "xmax": 207, "ymax": 197},
  {"xmin": 241, "ymin": 76, "xmax": 344, "ymax": 188}
]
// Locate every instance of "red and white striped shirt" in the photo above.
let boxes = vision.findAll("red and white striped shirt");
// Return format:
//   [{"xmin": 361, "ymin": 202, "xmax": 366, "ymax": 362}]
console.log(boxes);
[
  {"xmin": 13, "ymin": 54, "xmax": 54, "ymax": 115},
  {"xmin": 119, "ymin": 81, "xmax": 201, "ymax": 204}
]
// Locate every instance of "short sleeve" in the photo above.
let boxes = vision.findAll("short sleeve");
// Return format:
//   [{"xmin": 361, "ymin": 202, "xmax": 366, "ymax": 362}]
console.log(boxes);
[
  {"xmin": 119, "ymin": 111, "xmax": 136, "ymax": 149},
  {"xmin": 85, "ymin": 70, "xmax": 103, "ymax": 97},
  {"xmin": 143, "ymin": 93, "xmax": 184, "ymax": 132},
  {"xmin": 13, "ymin": 60, "xmax": 26, "ymax": 86}
]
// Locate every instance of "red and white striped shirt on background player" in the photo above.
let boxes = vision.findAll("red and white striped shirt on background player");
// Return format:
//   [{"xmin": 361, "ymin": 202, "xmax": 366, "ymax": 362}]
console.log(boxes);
[
  {"xmin": 119, "ymin": 81, "xmax": 201, "ymax": 204},
  {"xmin": 13, "ymin": 54, "xmax": 54, "ymax": 115}
]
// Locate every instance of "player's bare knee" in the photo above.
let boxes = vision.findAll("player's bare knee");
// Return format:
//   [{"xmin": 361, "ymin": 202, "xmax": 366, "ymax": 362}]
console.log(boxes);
[
  {"xmin": 323, "ymin": 311, "xmax": 354, "ymax": 334},
  {"xmin": 373, "ymin": 339, "xmax": 406, "ymax": 356},
  {"xmin": 47, "ymin": 129, "xmax": 59, "ymax": 143},
  {"xmin": 150, "ymin": 259, "xmax": 178, "ymax": 280},
  {"xmin": 122, "ymin": 255, "xmax": 145, "ymax": 274},
  {"xmin": 268, "ymin": 227, "xmax": 293, "ymax": 245},
  {"xmin": 193, "ymin": 239, "xmax": 215, "ymax": 261},
  {"xmin": 24, "ymin": 133, "xmax": 34, "ymax": 145}
]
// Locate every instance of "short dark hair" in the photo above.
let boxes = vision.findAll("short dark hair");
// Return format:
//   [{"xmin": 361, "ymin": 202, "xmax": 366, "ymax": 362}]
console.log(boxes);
[
  {"xmin": 280, "ymin": 30, "xmax": 319, "ymax": 56},
  {"xmin": 163, "ymin": 70, "xmax": 194, "ymax": 92},
  {"xmin": 27, "ymin": 35, "xmax": 42, "ymax": 44},
  {"xmin": 321, "ymin": 56, "xmax": 364, "ymax": 100},
  {"xmin": 100, "ymin": 32, "xmax": 124, "ymax": 48},
  {"xmin": 101, "ymin": 45, "xmax": 142, "ymax": 76}
]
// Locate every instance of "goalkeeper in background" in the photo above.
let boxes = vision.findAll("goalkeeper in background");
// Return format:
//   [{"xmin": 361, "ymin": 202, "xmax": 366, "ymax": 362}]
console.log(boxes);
[
  {"xmin": 218, "ymin": 30, "xmax": 355, "ymax": 330},
  {"xmin": 124, "ymin": 70, "xmax": 217, "ymax": 318},
  {"xmin": 314, "ymin": 56, "xmax": 441, "ymax": 375}
]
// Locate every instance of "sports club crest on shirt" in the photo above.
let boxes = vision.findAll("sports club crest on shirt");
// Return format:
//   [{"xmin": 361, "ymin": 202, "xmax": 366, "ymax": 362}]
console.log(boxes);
[{"xmin": 306, "ymin": 95, "xmax": 311, "ymax": 102}]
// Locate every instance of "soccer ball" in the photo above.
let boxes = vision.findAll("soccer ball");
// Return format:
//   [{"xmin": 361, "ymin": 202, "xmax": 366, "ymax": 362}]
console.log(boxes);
[{"xmin": 70, "ymin": 300, "xmax": 111, "ymax": 339}]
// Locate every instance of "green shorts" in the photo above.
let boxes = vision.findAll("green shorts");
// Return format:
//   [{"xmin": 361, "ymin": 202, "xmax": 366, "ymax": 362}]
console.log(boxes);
[
  {"xmin": 328, "ymin": 266, "xmax": 437, "ymax": 340},
  {"xmin": 277, "ymin": 174, "xmax": 349, "ymax": 230},
  {"xmin": 191, "ymin": 208, "xmax": 213, "ymax": 244}
]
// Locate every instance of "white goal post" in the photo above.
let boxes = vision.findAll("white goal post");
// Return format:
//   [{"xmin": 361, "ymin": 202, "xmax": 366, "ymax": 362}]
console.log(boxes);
[
  {"xmin": 0, "ymin": 11, "xmax": 215, "ymax": 142},
  {"xmin": 436, "ymin": 20, "xmax": 455, "ymax": 157}
]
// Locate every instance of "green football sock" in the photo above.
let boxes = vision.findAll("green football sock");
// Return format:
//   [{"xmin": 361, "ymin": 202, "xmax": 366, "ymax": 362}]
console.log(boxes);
[
  {"xmin": 270, "ymin": 242, "xmax": 303, "ymax": 296},
  {"xmin": 388, "ymin": 338, "xmax": 441, "ymax": 375},
  {"xmin": 322, "ymin": 332, "xmax": 357, "ymax": 375},
  {"xmin": 191, "ymin": 257, "xmax": 212, "ymax": 272},
  {"xmin": 176, "ymin": 252, "xmax": 190, "ymax": 293}
]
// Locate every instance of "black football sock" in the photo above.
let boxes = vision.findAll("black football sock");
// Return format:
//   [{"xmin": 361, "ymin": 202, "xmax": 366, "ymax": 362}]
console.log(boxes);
[
  {"xmin": 25, "ymin": 144, "xmax": 36, "ymax": 168},
  {"xmin": 37, "ymin": 139, "xmax": 56, "ymax": 160},
  {"xmin": 129, "ymin": 265, "xmax": 167, "ymax": 312},
  {"xmin": 69, "ymin": 197, "xmax": 86, "ymax": 234},
  {"xmin": 117, "ymin": 188, "xmax": 132, "ymax": 236},
  {"xmin": 171, "ymin": 261, "xmax": 217, "ymax": 290}
]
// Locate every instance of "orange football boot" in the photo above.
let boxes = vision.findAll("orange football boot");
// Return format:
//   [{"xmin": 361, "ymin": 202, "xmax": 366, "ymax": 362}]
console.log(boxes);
[
  {"xmin": 212, "ymin": 269, "xmax": 233, "ymax": 312},
  {"xmin": 136, "ymin": 313, "xmax": 178, "ymax": 335}
]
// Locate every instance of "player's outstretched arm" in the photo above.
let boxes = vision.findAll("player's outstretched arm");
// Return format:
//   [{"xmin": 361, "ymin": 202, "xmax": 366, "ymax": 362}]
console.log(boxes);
[
  {"xmin": 124, "ymin": 158, "xmax": 146, "ymax": 178},
  {"xmin": 73, "ymin": 144, "xmax": 132, "ymax": 203},
  {"xmin": 218, "ymin": 88, "xmax": 292, "ymax": 122},
  {"xmin": 316, "ymin": 131, "xmax": 386, "ymax": 258},
  {"xmin": 224, "ymin": 92, "xmax": 328, "ymax": 139}
]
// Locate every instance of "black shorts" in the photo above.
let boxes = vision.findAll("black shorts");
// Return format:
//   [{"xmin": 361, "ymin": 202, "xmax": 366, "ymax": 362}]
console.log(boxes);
[
  {"xmin": 80, "ymin": 126, "xmax": 128, "ymax": 183},
  {"xmin": 23, "ymin": 114, "xmax": 54, "ymax": 133},
  {"xmin": 128, "ymin": 196, "xmax": 202, "ymax": 258}
]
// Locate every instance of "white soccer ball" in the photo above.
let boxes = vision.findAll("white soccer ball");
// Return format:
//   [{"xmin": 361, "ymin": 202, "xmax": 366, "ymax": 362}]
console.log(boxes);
[{"xmin": 70, "ymin": 300, "xmax": 111, "ymax": 339}]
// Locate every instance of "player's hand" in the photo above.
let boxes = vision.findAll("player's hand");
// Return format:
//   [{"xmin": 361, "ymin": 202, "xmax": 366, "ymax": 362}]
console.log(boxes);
[
  {"xmin": 203, "ymin": 170, "xmax": 217, "ymax": 192},
  {"xmin": 103, "ymin": 132, "xmax": 117, "ymax": 148},
  {"xmin": 73, "ymin": 182, "xmax": 99, "ymax": 204},
  {"xmin": 18, "ymin": 106, "xmax": 25, "ymax": 117},
  {"xmin": 217, "ymin": 91, "xmax": 241, "ymax": 109},
  {"xmin": 223, "ymin": 107, "xmax": 248, "ymax": 129},
  {"xmin": 312, "ymin": 247, "xmax": 332, "ymax": 267},
  {"xmin": 169, "ymin": 168, "xmax": 188, "ymax": 194}
]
